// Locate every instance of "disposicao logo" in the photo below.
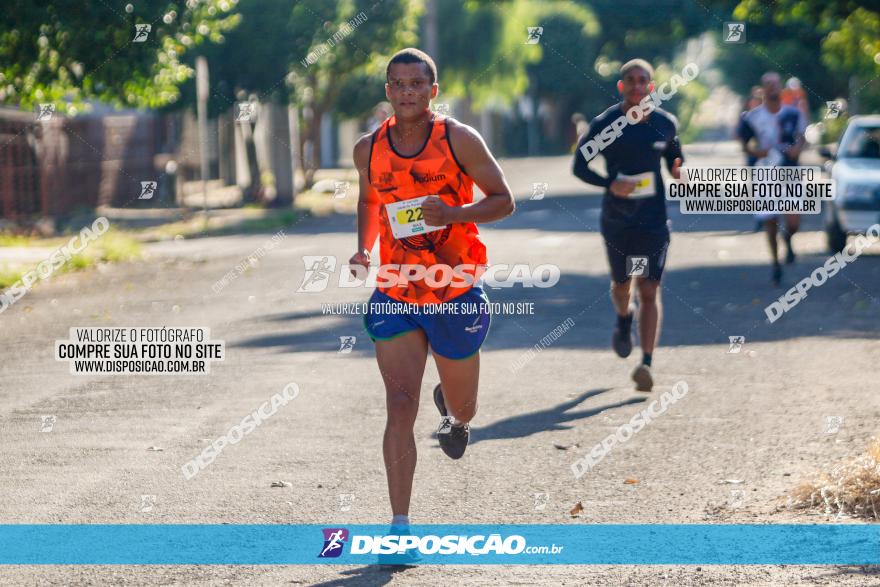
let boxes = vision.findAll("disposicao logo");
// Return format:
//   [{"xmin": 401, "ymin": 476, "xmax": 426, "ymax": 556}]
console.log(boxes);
[
  {"xmin": 318, "ymin": 528, "xmax": 349, "ymax": 558},
  {"xmin": 316, "ymin": 527, "xmax": 561, "ymax": 559}
]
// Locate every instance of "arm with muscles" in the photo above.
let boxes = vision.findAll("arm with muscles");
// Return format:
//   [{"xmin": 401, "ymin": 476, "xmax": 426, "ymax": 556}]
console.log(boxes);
[
  {"xmin": 738, "ymin": 115, "xmax": 768, "ymax": 159},
  {"xmin": 572, "ymin": 118, "xmax": 635, "ymax": 198},
  {"xmin": 421, "ymin": 121, "xmax": 515, "ymax": 226},
  {"xmin": 349, "ymin": 135, "xmax": 380, "ymax": 276}
]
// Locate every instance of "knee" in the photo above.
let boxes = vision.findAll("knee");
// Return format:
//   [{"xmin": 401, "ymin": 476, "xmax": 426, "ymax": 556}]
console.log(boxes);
[
  {"xmin": 610, "ymin": 280, "xmax": 630, "ymax": 298},
  {"xmin": 386, "ymin": 389, "xmax": 419, "ymax": 427},
  {"xmin": 637, "ymin": 282, "xmax": 659, "ymax": 304}
]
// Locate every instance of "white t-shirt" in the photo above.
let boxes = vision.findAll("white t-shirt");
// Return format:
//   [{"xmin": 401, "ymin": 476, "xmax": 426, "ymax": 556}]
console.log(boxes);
[
  {"xmin": 741, "ymin": 104, "xmax": 807, "ymax": 217},
  {"xmin": 742, "ymin": 104, "xmax": 806, "ymax": 152}
]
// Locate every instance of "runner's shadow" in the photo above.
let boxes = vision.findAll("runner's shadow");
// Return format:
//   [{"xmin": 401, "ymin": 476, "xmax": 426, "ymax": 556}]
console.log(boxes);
[
  {"xmin": 309, "ymin": 564, "xmax": 409, "ymax": 586},
  {"xmin": 469, "ymin": 387, "xmax": 646, "ymax": 445}
]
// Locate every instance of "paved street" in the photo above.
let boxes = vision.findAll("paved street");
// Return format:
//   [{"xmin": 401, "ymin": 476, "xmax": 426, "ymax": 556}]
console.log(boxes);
[{"xmin": 1, "ymin": 146, "xmax": 879, "ymax": 585}]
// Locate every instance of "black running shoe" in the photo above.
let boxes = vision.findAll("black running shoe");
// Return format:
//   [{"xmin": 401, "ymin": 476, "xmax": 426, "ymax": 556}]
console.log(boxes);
[
  {"xmin": 437, "ymin": 417, "xmax": 469, "ymax": 459},
  {"xmin": 772, "ymin": 264, "xmax": 782, "ymax": 286},
  {"xmin": 785, "ymin": 247, "xmax": 796, "ymax": 265},
  {"xmin": 630, "ymin": 364, "xmax": 653, "ymax": 392},
  {"xmin": 612, "ymin": 313, "xmax": 634, "ymax": 358}
]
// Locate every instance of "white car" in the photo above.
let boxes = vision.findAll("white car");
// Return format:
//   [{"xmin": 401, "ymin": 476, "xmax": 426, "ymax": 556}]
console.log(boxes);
[{"xmin": 823, "ymin": 115, "xmax": 880, "ymax": 251}]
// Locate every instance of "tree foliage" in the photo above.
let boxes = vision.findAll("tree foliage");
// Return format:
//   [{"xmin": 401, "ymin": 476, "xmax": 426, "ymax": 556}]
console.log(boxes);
[
  {"xmin": 435, "ymin": 0, "xmax": 542, "ymax": 109},
  {"xmin": 287, "ymin": 0, "xmax": 421, "ymax": 113},
  {"xmin": 197, "ymin": 0, "xmax": 296, "ymax": 113},
  {"xmin": 0, "ymin": 0, "xmax": 241, "ymax": 112},
  {"xmin": 586, "ymin": 0, "xmax": 719, "ymax": 66},
  {"xmin": 525, "ymin": 1, "xmax": 601, "ymax": 102},
  {"xmin": 713, "ymin": 0, "xmax": 880, "ymax": 113}
]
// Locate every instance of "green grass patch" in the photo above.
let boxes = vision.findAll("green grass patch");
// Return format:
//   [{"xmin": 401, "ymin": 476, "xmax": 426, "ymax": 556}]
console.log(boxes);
[
  {"xmin": 0, "ymin": 229, "xmax": 142, "ymax": 289},
  {"xmin": 0, "ymin": 267, "xmax": 23, "ymax": 289},
  {"xmin": 95, "ymin": 230, "xmax": 142, "ymax": 262},
  {"xmin": 0, "ymin": 233, "xmax": 38, "ymax": 247}
]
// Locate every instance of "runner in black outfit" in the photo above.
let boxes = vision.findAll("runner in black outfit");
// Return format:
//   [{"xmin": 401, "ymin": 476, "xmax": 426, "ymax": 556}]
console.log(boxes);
[{"xmin": 572, "ymin": 59, "xmax": 683, "ymax": 392}]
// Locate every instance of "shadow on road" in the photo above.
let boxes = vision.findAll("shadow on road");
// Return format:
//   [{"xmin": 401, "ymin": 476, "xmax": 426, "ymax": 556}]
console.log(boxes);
[
  {"xmin": 469, "ymin": 387, "xmax": 647, "ymax": 445},
  {"xmin": 233, "ymin": 252, "xmax": 879, "ymax": 356},
  {"xmin": 230, "ymin": 186, "xmax": 877, "ymax": 356},
  {"xmin": 310, "ymin": 564, "xmax": 408, "ymax": 586},
  {"xmin": 248, "ymin": 188, "xmax": 825, "ymax": 236}
]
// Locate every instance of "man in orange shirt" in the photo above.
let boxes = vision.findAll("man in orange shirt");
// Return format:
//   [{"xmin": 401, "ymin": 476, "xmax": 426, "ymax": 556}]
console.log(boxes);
[{"xmin": 349, "ymin": 48, "xmax": 514, "ymax": 539}]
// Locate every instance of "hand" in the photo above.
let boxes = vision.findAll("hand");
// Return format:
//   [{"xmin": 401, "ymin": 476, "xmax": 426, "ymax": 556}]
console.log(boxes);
[
  {"xmin": 750, "ymin": 148, "xmax": 769, "ymax": 158},
  {"xmin": 421, "ymin": 196, "xmax": 457, "ymax": 226},
  {"xmin": 348, "ymin": 250, "xmax": 370, "ymax": 278},
  {"xmin": 784, "ymin": 145, "xmax": 802, "ymax": 160},
  {"xmin": 609, "ymin": 179, "xmax": 637, "ymax": 198},
  {"xmin": 671, "ymin": 157, "xmax": 682, "ymax": 180}
]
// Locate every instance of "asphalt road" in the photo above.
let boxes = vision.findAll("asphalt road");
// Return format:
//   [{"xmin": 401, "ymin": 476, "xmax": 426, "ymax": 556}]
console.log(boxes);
[{"xmin": 1, "ymin": 145, "xmax": 879, "ymax": 585}]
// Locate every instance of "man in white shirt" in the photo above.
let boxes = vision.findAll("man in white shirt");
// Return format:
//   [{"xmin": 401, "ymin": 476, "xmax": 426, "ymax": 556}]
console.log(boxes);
[{"xmin": 738, "ymin": 72, "xmax": 807, "ymax": 285}]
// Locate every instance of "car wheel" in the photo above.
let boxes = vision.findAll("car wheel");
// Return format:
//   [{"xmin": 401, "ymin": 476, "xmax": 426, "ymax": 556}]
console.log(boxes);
[{"xmin": 825, "ymin": 206, "xmax": 847, "ymax": 252}]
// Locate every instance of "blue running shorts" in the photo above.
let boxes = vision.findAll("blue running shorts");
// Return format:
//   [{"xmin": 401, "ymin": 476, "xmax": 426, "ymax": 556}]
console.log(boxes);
[{"xmin": 363, "ymin": 287, "xmax": 491, "ymax": 360}]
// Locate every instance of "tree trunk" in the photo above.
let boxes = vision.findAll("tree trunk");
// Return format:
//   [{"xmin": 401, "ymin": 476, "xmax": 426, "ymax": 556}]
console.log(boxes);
[
  {"xmin": 302, "ymin": 72, "xmax": 339, "ymax": 189},
  {"xmin": 240, "ymin": 112, "xmax": 262, "ymax": 204},
  {"xmin": 305, "ymin": 106, "xmax": 323, "ymax": 188}
]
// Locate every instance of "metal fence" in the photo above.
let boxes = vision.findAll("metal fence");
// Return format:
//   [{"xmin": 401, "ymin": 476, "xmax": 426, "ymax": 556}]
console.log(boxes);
[{"xmin": 0, "ymin": 108, "xmax": 163, "ymax": 221}]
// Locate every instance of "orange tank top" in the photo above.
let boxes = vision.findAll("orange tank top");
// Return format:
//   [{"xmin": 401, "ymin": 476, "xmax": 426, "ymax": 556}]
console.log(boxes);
[{"xmin": 369, "ymin": 114, "xmax": 487, "ymax": 304}]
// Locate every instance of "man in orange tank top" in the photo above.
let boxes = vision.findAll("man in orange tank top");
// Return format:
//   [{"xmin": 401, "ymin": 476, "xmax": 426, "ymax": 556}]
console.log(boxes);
[{"xmin": 349, "ymin": 48, "xmax": 514, "ymax": 540}]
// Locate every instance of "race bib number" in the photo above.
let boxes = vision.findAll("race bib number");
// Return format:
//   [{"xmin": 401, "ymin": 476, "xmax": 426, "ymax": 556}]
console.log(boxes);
[
  {"xmin": 386, "ymin": 196, "xmax": 445, "ymax": 239},
  {"xmin": 618, "ymin": 172, "xmax": 655, "ymax": 199}
]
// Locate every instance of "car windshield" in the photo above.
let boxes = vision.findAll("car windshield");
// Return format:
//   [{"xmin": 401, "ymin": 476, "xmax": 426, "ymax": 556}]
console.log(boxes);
[{"xmin": 840, "ymin": 125, "xmax": 880, "ymax": 159}]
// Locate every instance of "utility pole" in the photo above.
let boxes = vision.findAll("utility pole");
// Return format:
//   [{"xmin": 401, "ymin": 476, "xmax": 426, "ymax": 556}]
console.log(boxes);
[{"xmin": 196, "ymin": 56, "xmax": 210, "ymax": 225}]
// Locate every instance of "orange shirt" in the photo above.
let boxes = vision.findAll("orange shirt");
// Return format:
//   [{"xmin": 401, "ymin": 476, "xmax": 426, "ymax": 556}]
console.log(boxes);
[
  {"xmin": 782, "ymin": 87, "xmax": 807, "ymax": 111},
  {"xmin": 369, "ymin": 115, "xmax": 487, "ymax": 304}
]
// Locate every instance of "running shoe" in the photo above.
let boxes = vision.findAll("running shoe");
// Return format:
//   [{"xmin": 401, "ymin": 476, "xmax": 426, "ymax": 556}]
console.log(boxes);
[
  {"xmin": 631, "ymin": 364, "xmax": 653, "ymax": 392},
  {"xmin": 433, "ymin": 384, "xmax": 470, "ymax": 459},
  {"xmin": 783, "ymin": 231, "xmax": 796, "ymax": 264},
  {"xmin": 612, "ymin": 312, "xmax": 634, "ymax": 358},
  {"xmin": 437, "ymin": 417, "xmax": 469, "ymax": 459},
  {"xmin": 377, "ymin": 531, "xmax": 422, "ymax": 568},
  {"xmin": 772, "ymin": 263, "xmax": 782, "ymax": 286}
]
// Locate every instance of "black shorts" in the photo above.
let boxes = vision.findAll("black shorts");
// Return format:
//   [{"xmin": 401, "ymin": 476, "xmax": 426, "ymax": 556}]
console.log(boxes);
[{"xmin": 601, "ymin": 224, "xmax": 670, "ymax": 283}]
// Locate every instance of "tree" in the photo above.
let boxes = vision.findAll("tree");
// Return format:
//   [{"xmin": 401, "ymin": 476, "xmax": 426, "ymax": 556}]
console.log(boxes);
[
  {"xmin": 712, "ymin": 0, "xmax": 880, "ymax": 117},
  {"xmin": 434, "ymin": 0, "xmax": 541, "ymax": 110},
  {"xmin": 434, "ymin": 0, "xmax": 726, "ymax": 152},
  {"xmin": 194, "ymin": 0, "xmax": 295, "ymax": 114},
  {"xmin": 0, "ymin": 0, "xmax": 241, "ymax": 112},
  {"xmin": 287, "ymin": 0, "xmax": 421, "ymax": 187},
  {"xmin": 585, "ymin": 0, "xmax": 723, "ymax": 65},
  {"xmin": 180, "ymin": 0, "xmax": 300, "ymax": 204},
  {"xmin": 524, "ymin": 1, "xmax": 600, "ymax": 153}
]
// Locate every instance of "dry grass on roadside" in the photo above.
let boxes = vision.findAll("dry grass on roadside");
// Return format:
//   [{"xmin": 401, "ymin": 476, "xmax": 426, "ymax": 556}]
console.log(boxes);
[
  {"xmin": 786, "ymin": 438, "xmax": 880, "ymax": 520},
  {"xmin": 294, "ymin": 189, "xmax": 358, "ymax": 216}
]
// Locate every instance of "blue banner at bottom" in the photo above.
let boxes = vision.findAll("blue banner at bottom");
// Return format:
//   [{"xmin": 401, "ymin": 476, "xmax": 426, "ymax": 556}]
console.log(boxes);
[{"xmin": 0, "ymin": 524, "xmax": 878, "ymax": 565}]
